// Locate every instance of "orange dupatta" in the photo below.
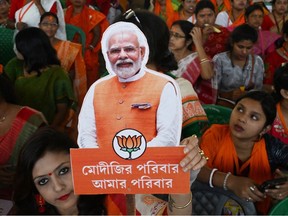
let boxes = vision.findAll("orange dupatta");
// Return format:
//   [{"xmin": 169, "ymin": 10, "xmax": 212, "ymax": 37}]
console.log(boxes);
[
  {"xmin": 54, "ymin": 40, "xmax": 87, "ymax": 105},
  {"xmin": 65, "ymin": 5, "xmax": 109, "ymax": 86},
  {"xmin": 201, "ymin": 124, "xmax": 272, "ymax": 214},
  {"xmin": 65, "ymin": 5, "xmax": 108, "ymax": 51},
  {"xmin": 228, "ymin": 10, "xmax": 245, "ymax": 28},
  {"xmin": 210, "ymin": 0, "xmax": 231, "ymax": 13},
  {"xmin": 154, "ymin": 0, "xmax": 179, "ymax": 28}
]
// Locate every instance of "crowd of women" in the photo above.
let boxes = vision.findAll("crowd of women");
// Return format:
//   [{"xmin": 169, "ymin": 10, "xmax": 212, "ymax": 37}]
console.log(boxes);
[{"xmin": 0, "ymin": 0, "xmax": 288, "ymax": 215}]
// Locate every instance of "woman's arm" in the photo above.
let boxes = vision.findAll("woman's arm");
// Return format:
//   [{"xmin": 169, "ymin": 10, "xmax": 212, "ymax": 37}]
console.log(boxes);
[
  {"xmin": 167, "ymin": 135, "xmax": 207, "ymax": 215},
  {"xmin": 190, "ymin": 27, "xmax": 214, "ymax": 80},
  {"xmin": 87, "ymin": 25, "xmax": 100, "ymax": 50},
  {"xmin": 167, "ymin": 193, "xmax": 192, "ymax": 215},
  {"xmin": 197, "ymin": 166, "xmax": 265, "ymax": 202}
]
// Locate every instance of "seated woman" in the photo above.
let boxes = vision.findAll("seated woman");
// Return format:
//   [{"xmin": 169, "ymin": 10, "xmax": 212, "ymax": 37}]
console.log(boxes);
[
  {"xmin": 39, "ymin": 12, "xmax": 87, "ymax": 106},
  {"xmin": 261, "ymin": 0, "xmax": 288, "ymax": 35},
  {"xmin": 269, "ymin": 64, "xmax": 288, "ymax": 144},
  {"xmin": 245, "ymin": 4, "xmax": 280, "ymax": 59},
  {"xmin": 213, "ymin": 24, "xmax": 264, "ymax": 108},
  {"xmin": 177, "ymin": 0, "xmax": 197, "ymax": 23},
  {"xmin": 197, "ymin": 90, "xmax": 288, "ymax": 214},
  {"xmin": 215, "ymin": 0, "xmax": 246, "ymax": 29},
  {"xmin": 5, "ymin": 27, "xmax": 75, "ymax": 132},
  {"xmin": 13, "ymin": 126, "xmax": 106, "ymax": 214},
  {"xmin": 0, "ymin": 65, "xmax": 46, "ymax": 200},
  {"xmin": 169, "ymin": 20, "xmax": 215, "ymax": 105},
  {"xmin": 0, "ymin": 0, "xmax": 9, "ymax": 27},
  {"xmin": 169, "ymin": 20, "xmax": 213, "ymax": 83},
  {"xmin": 264, "ymin": 21, "xmax": 288, "ymax": 92}
]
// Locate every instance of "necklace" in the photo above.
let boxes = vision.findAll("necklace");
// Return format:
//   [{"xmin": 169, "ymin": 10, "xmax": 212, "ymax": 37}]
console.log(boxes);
[{"xmin": 272, "ymin": 12, "xmax": 285, "ymax": 34}]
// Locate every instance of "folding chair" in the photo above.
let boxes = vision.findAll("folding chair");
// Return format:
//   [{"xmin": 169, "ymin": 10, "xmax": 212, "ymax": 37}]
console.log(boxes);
[
  {"xmin": 192, "ymin": 180, "xmax": 257, "ymax": 215},
  {"xmin": 269, "ymin": 197, "xmax": 288, "ymax": 215},
  {"xmin": 65, "ymin": 24, "xmax": 86, "ymax": 55},
  {"xmin": 0, "ymin": 27, "xmax": 16, "ymax": 66},
  {"xmin": 202, "ymin": 104, "xmax": 232, "ymax": 126}
]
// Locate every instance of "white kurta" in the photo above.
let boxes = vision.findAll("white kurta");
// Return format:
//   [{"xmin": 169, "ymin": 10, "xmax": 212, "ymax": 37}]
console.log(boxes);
[{"xmin": 15, "ymin": 0, "xmax": 66, "ymax": 40}]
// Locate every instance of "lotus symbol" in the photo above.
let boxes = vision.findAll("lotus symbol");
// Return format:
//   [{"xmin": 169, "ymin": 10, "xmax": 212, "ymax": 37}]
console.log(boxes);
[{"xmin": 116, "ymin": 135, "xmax": 142, "ymax": 160}]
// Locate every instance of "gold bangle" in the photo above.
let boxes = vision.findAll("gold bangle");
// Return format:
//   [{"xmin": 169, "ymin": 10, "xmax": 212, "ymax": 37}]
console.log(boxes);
[
  {"xmin": 200, "ymin": 58, "xmax": 209, "ymax": 63},
  {"xmin": 168, "ymin": 193, "xmax": 192, "ymax": 210},
  {"xmin": 200, "ymin": 59, "xmax": 210, "ymax": 64}
]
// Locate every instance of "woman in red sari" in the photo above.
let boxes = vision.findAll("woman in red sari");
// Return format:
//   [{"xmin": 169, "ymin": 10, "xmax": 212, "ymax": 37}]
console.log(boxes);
[
  {"xmin": 264, "ymin": 21, "xmax": 288, "ymax": 92},
  {"xmin": 261, "ymin": 0, "xmax": 288, "ymax": 35},
  {"xmin": 0, "ymin": 65, "xmax": 46, "ymax": 200}
]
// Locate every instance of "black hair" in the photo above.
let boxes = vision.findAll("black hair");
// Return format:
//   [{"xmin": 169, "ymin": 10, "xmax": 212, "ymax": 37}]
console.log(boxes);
[
  {"xmin": 245, "ymin": 4, "xmax": 264, "ymax": 18},
  {"xmin": 0, "ymin": 71, "xmax": 17, "ymax": 104},
  {"xmin": 229, "ymin": 24, "xmax": 258, "ymax": 50},
  {"xmin": 13, "ymin": 126, "xmax": 106, "ymax": 215},
  {"xmin": 195, "ymin": 0, "xmax": 215, "ymax": 16},
  {"xmin": 171, "ymin": 20, "xmax": 194, "ymax": 50},
  {"xmin": 235, "ymin": 91, "xmax": 276, "ymax": 127},
  {"xmin": 40, "ymin": 12, "xmax": 59, "ymax": 24},
  {"xmin": 272, "ymin": 64, "xmax": 288, "ymax": 103},
  {"xmin": 15, "ymin": 27, "xmax": 60, "ymax": 76},
  {"xmin": 115, "ymin": 9, "xmax": 178, "ymax": 72}
]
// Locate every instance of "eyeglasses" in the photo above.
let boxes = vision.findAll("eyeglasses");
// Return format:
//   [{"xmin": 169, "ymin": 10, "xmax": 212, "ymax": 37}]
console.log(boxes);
[
  {"xmin": 40, "ymin": 22, "xmax": 58, "ymax": 28},
  {"xmin": 107, "ymin": 46, "xmax": 139, "ymax": 57},
  {"xmin": 169, "ymin": 31, "xmax": 186, "ymax": 39}
]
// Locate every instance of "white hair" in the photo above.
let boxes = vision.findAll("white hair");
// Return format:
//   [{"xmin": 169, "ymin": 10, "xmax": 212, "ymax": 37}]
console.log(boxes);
[{"xmin": 101, "ymin": 22, "xmax": 149, "ymax": 75}]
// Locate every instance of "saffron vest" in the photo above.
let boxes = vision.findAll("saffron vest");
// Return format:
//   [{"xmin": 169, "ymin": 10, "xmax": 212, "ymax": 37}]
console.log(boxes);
[{"xmin": 93, "ymin": 71, "xmax": 171, "ymax": 148}]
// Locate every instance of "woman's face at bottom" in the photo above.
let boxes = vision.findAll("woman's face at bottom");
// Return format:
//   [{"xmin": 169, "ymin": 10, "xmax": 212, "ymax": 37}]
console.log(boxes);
[
  {"xmin": 32, "ymin": 151, "xmax": 79, "ymax": 214},
  {"xmin": 229, "ymin": 98, "xmax": 267, "ymax": 141}
]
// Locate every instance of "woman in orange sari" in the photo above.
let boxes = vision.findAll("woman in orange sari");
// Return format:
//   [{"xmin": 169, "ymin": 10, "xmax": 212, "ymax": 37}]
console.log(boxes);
[
  {"xmin": 39, "ymin": 12, "xmax": 86, "ymax": 140},
  {"xmin": 65, "ymin": 0, "xmax": 109, "ymax": 87},
  {"xmin": 197, "ymin": 91, "xmax": 288, "ymax": 214}
]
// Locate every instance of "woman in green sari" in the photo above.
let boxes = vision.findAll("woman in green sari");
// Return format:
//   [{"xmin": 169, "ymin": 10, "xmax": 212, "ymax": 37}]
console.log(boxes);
[{"xmin": 5, "ymin": 27, "xmax": 75, "ymax": 132}]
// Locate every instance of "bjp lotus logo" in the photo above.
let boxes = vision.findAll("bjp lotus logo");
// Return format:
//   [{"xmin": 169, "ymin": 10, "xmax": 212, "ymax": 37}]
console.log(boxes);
[{"xmin": 112, "ymin": 129, "xmax": 147, "ymax": 160}]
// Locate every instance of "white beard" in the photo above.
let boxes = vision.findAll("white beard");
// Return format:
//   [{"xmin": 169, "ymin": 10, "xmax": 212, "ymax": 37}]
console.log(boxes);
[{"xmin": 111, "ymin": 58, "xmax": 142, "ymax": 79}]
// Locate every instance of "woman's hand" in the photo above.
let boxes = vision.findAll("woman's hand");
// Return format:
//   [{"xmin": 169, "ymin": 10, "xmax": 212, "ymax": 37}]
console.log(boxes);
[
  {"xmin": 265, "ymin": 169, "xmax": 288, "ymax": 200},
  {"xmin": 179, "ymin": 135, "xmax": 208, "ymax": 183},
  {"xmin": 190, "ymin": 27, "xmax": 203, "ymax": 46},
  {"xmin": 228, "ymin": 175, "xmax": 265, "ymax": 202},
  {"xmin": 15, "ymin": 21, "xmax": 28, "ymax": 30}
]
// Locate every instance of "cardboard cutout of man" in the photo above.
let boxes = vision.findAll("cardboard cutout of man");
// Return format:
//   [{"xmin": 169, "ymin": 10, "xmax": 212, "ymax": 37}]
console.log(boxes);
[{"xmin": 78, "ymin": 21, "xmax": 182, "ymax": 149}]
